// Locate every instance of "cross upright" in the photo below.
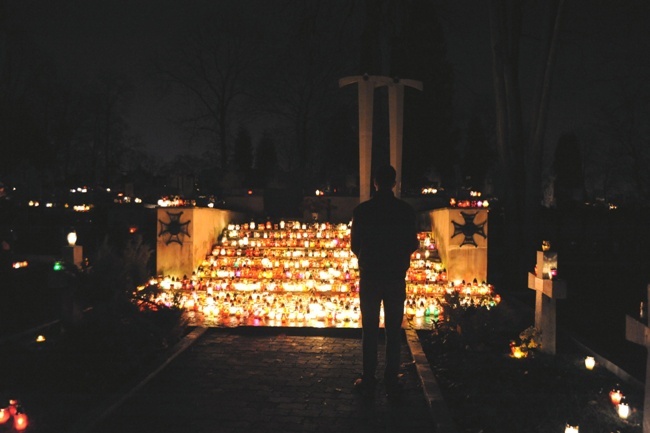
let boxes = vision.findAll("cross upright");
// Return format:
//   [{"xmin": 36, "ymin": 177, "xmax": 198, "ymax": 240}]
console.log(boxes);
[
  {"xmin": 625, "ymin": 283, "xmax": 650, "ymax": 433},
  {"xmin": 527, "ymin": 244, "xmax": 567, "ymax": 355},
  {"xmin": 339, "ymin": 75, "xmax": 422, "ymax": 203}
]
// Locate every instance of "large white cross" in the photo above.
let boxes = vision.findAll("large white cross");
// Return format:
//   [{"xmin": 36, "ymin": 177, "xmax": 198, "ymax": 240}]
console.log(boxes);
[
  {"xmin": 527, "ymin": 249, "xmax": 566, "ymax": 354},
  {"xmin": 339, "ymin": 75, "xmax": 422, "ymax": 202},
  {"xmin": 626, "ymin": 283, "xmax": 650, "ymax": 432}
]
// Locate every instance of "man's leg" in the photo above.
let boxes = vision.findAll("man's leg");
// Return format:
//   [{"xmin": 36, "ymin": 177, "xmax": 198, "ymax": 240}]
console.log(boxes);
[
  {"xmin": 382, "ymin": 280, "xmax": 406, "ymax": 385},
  {"xmin": 359, "ymin": 278, "xmax": 382, "ymax": 382}
]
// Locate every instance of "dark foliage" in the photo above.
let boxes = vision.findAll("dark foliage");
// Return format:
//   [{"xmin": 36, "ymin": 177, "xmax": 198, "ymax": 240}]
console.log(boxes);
[{"xmin": 419, "ymin": 299, "xmax": 643, "ymax": 433}]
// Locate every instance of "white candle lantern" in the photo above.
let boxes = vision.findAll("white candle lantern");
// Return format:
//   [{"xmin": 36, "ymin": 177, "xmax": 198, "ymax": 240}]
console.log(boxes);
[
  {"xmin": 617, "ymin": 401, "xmax": 630, "ymax": 419},
  {"xmin": 584, "ymin": 356, "xmax": 595, "ymax": 370},
  {"xmin": 67, "ymin": 231, "xmax": 77, "ymax": 246},
  {"xmin": 564, "ymin": 424, "xmax": 579, "ymax": 433}
]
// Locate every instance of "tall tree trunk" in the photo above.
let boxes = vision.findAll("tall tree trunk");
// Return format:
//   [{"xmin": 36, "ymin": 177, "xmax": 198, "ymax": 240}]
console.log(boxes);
[
  {"xmin": 219, "ymin": 99, "xmax": 228, "ymax": 169},
  {"xmin": 489, "ymin": 0, "xmax": 565, "ymax": 289},
  {"xmin": 489, "ymin": 0, "xmax": 525, "ymax": 289},
  {"xmin": 525, "ymin": 0, "xmax": 565, "ymax": 253},
  {"xmin": 104, "ymin": 102, "xmax": 111, "ymax": 186}
]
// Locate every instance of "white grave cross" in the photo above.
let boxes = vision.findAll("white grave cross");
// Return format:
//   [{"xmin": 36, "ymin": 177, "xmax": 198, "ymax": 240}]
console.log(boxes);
[
  {"xmin": 626, "ymin": 283, "xmax": 650, "ymax": 432},
  {"xmin": 527, "ymin": 248, "xmax": 567, "ymax": 354}
]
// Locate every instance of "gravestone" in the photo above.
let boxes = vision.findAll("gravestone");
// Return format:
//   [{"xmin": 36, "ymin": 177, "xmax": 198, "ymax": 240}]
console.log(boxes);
[
  {"xmin": 527, "ymin": 245, "xmax": 567, "ymax": 354},
  {"xmin": 625, "ymin": 283, "xmax": 650, "ymax": 433}
]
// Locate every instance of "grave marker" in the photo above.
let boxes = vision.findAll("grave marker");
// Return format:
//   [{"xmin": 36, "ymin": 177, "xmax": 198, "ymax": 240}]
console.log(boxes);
[{"xmin": 527, "ymin": 244, "xmax": 567, "ymax": 354}]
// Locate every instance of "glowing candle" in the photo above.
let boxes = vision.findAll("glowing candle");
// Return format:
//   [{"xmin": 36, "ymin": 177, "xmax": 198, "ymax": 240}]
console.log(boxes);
[
  {"xmin": 610, "ymin": 389, "xmax": 623, "ymax": 405},
  {"xmin": 511, "ymin": 346, "xmax": 526, "ymax": 359},
  {"xmin": 67, "ymin": 231, "xmax": 77, "ymax": 246},
  {"xmin": 617, "ymin": 402, "xmax": 630, "ymax": 419},
  {"xmin": 0, "ymin": 408, "xmax": 10, "ymax": 424},
  {"xmin": 584, "ymin": 356, "xmax": 595, "ymax": 370},
  {"xmin": 564, "ymin": 424, "xmax": 579, "ymax": 433},
  {"xmin": 8, "ymin": 400, "xmax": 18, "ymax": 416},
  {"xmin": 13, "ymin": 409, "xmax": 28, "ymax": 431}
]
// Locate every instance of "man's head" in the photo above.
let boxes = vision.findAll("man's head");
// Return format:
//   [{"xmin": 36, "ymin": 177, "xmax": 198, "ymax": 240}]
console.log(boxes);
[{"xmin": 374, "ymin": 165, "xmax": 396, "ymax": 191}]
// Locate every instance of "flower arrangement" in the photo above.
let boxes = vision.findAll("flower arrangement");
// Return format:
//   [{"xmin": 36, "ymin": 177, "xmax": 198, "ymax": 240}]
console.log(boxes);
[{"xmin": 509, "ymin": 326, "xmax": 542, "ymax": 358}]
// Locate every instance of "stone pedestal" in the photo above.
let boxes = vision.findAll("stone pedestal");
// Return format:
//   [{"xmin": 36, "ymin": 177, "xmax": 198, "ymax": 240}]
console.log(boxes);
[
  {"xmin": 62, "ymin": 245, "xmax": 83, "ymax": 269},
  {"xmin": 156, "ymin": 208, "xmax": 242, "ymax": 278},
  {"xmin": 430, "ymin": 208, "xmax": 488, "ymax": 284}
]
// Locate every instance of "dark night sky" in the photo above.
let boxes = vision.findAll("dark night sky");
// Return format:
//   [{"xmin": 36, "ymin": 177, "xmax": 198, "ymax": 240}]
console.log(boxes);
[
  {"xmin": 6, "ymin": 0, "xmax": 650, "ymax": 196},
  {"xmin": 14, "ymin": 0, "xmax": 272, "ymax": 160}
]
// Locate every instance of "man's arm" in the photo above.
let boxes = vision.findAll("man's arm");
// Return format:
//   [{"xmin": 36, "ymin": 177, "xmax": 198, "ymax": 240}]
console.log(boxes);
[
  {"xmin": 408, "ymin": 208, "xmax": 419, "ymax": 254},
  {"xmin": 350, "ymin": 212, "xmax": 361, "ymax": 257}
]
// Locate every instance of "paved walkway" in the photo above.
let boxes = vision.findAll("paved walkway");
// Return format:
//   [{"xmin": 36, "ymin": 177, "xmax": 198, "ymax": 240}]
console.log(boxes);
[{"xmin": 70, "ymin": 327, "xmax": 444, "ymax": 433}]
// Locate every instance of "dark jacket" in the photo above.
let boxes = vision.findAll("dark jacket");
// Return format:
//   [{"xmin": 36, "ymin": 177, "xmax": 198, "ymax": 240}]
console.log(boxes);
[{"xmin": 351, "ymin": 189, "xmax": 419, "ymax": 280}]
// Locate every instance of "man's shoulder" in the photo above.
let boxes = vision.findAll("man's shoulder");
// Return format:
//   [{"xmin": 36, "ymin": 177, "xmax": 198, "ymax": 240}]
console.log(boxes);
[
  {"xmin": 385, "ymin": 195, "xmax": 415, "ymax": 213},
  {"xmin": 396, "ymin": 197, "xmax": 416, "ymax": 213},
  {"xmin": 353, "ymin": 199, "xmax": 374, "ymax": 214}
]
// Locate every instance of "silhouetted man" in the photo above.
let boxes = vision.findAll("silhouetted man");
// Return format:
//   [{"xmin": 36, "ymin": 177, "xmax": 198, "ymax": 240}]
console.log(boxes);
[{"xmin": 350, "ymin": 165, "xmax": 419, "ymax": 397}]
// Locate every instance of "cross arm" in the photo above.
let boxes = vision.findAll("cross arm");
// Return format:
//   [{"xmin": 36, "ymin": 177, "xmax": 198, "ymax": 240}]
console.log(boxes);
[
  {"xmin": 528, "ymin": 272, "xmax": 567, "ymax": 299},
  {"xmin": 396, "ymin": 78, "xmax": 423, "ymax": 91},
  {"xmin": 339, "ymin": 74, "xmax": 402, "ymax": 90},
  {"xmin": 626, "ymin": 315, "xmax": 650, "ymax": 347}
]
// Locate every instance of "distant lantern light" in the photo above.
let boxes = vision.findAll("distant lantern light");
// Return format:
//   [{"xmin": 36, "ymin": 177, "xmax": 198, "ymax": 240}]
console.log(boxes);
[
  {"xmin": 53, "ymin": 261, "xmax": 64, "ymax": 272},
  {"xmin": 67, "ymin": 231, "xmax": 77, "ymax": 246},
  {"xmin": 36, "ymin": 335, "xmax": 46, "ymax": 343},
  {"xmin": 247, "ymin": 190, "xmax": 253, "ymax": 195},
  {"xmin": 129, "ymin": 226, "xmax": 138, "ymax": 234},
  {"xmin": 617, "ymin": 401, "xmax": 630, "ymax": 419},
  {"xmin": 584, "ymin": 356, "xmax": 595, "ymax": 370},
  {"xmin": 13, "ymin": 406, "xmax": 28, "ymax": 431},
  {"xmin": 564, "ymin": 425, "xmax": 579, "ymax": 433},
  {"xmin": 0, "ymin": 407, "xmax": 9, "ymax": 424},
  {"xmin": 8, "ymin": 400, "xmax": 18, "ymax": 416}
]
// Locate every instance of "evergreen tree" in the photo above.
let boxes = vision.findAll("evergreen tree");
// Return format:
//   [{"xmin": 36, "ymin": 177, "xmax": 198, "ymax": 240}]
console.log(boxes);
[
  {"xmin": 552, "ymin": 132, "xmax": 584, "ymax": 207},
  {"xmin": 254, "ymin": 130, "xmax": 278, "ymax": 187},
  {"xmin": 233, "ymin": 125, "xmax": 254, "ymax": 186},
  {"xmin": 462, "ymin": 114, "xmax": 494, "ymax": 190},
  {"xmin": 390, "ymin": 0, "xmax": 457, "ymax": 192}
]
